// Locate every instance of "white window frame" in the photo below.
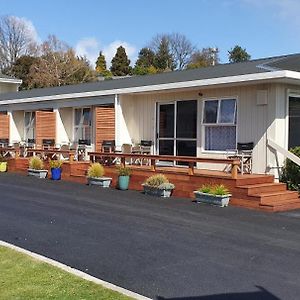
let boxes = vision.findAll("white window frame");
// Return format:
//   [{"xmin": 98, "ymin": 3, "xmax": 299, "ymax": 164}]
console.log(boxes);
[
  {"xmin": 24, "ymin": 111, "xmax": 36, "ymax": 141},
  {"xmin": 73, "ymin": 107, "xmax": 92, "ymax": 144},
  {"xmin": 201, "ymin": 97, "xmax": 238, "ymax": 153}
]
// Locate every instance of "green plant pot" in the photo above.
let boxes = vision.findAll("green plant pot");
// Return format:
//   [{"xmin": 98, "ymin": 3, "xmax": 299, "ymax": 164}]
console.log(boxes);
[
  {"xmin": 0, "ymin": 162, "xmax": 7, "ymax": 172},
  {"xmin": 118, "ymin": 175, "xmax": 130, "ymax": 190}
]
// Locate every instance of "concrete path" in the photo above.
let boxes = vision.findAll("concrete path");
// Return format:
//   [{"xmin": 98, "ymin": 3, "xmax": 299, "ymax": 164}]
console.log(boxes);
[{"xmin": 0, "ymin": 173, "xmax": 300, "ymax": 299}]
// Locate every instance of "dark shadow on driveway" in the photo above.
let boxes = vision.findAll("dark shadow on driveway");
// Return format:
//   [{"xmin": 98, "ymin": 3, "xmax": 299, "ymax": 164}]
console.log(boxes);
[{"xmin": 156, "ymin": 286, "xmax": 280, "ymax": 300}]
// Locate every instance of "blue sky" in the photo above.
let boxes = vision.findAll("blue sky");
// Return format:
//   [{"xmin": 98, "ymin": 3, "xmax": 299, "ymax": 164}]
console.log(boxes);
[{"xmin": 1, "ymin": 0, "xmax": 300, "ymax": 67}]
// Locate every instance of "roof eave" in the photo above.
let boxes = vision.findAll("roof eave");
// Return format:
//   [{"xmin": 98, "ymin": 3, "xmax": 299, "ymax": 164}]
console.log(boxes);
[
  {"xmin": 0, "ymin": 77, "xmax": 22, "ymax": 84},
  {"xmin": 0, "ymin": 70, "xmax": 298, "ymax": 106}
]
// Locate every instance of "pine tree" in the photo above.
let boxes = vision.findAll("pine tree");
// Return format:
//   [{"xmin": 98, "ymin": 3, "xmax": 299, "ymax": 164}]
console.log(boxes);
[
  {"xmin": 228, "ymin": 45, "xmax": 251, "ymax": 63},
  {"xmin": 95, "ymin": 51, "xmax": 107, "ymax": 74},
  {"xmin": 153, "ymin": 36, "xmax": 174, "ymax": 71},
  {"xmin": 110, "ymin": 46, "xmax": 132, "ymax": 76},
  {"xmin": 133, "ymin": 47, "xmax": 156, "ymax": 75}
]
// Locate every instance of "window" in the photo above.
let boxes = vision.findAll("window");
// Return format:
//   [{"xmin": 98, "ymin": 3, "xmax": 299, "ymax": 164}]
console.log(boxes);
[
  {"xmin": 203, "ymin": 99, "xmax": 237, "ymax": 151},
  {"xmin": 74, "ymin": 108, "xmax": 92, "ymax": 145},
  {"xmin": 24, "ymin": 111, "xmax": 35, "ymax": 141}
]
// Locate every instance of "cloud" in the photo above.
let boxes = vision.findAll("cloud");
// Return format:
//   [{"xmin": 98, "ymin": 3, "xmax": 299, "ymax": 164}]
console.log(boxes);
[
  {"xmin": 240, "ymin": 0, "xmax": 300, "ymax": 24},
  {"xmin": 75, "ymin": 38, "xmax": 137, "ymax": 69},
  {"xmin": 75, "ymin": 37, "xmax": 99, "ymax": 67}
]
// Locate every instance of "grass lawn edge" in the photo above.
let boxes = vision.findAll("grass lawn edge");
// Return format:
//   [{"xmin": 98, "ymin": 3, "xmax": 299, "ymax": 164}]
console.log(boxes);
[{"xmin": 0, "ymin": 240, "xmax": 150, "ymax": 300}]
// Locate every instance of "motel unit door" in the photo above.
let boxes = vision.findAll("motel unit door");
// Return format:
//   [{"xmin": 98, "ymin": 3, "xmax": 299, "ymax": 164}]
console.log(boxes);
[{"xmin": 157, "ymin": 100, "xmax": 197, "ymax": 163}]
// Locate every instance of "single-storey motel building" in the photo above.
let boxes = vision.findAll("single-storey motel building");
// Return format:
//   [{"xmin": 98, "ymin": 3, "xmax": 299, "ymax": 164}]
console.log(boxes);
[{"xmin": 0, "ymin": 54, "xmax": 300, "ymax": 211}]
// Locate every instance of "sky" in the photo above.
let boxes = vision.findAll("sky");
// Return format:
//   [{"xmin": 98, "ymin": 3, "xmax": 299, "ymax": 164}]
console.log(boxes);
[{"xmin": 1, "ymin": 0, "xmax": 300, "ymax": 68}]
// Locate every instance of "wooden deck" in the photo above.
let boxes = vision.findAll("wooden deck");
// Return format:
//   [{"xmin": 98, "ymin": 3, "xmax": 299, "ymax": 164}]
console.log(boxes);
[{"xmin": 6, "ymin": 157, "xmax": 300, "ymax": 212}]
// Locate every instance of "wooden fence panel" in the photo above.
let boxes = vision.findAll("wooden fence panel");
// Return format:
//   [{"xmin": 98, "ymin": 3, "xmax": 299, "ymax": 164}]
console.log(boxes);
[
  {"xmin": 95, "ymin": 107, "xmax": 115, "ymax": 151},
  {"xmin": 0, "ymin": 114, "xmax": 9, "ymax": 139},
  {"xmin": 35, "ymin": 111, "xmax": 56, "ymax": 146}
]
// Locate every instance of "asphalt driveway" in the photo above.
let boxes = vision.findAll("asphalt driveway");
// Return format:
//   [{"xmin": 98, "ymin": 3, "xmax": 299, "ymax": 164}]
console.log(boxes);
[{"xmin": 0, "ymin": 173, "xmax": 300, "ymax": 300}]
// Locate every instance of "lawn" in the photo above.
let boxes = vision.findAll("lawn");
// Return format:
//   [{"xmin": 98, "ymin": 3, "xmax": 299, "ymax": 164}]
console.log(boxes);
[{"xmin": 0, "ymin": 246, "xmax": 133, "ymax": 300}]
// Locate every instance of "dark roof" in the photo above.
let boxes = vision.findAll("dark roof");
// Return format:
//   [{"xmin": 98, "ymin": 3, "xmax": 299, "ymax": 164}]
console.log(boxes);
[{"xmin": 1, "ymin": 53, "xmax": 300, "ymax": 102}]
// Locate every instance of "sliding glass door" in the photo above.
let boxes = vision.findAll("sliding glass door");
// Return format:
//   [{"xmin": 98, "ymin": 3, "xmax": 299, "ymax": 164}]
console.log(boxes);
[
  {"xmin": 157, "ymin": 101, "xmax": 197, "ymax": 161},
  {"xmin": 157, "ymin": 103, "xmax": 175, "ymax": 156}
]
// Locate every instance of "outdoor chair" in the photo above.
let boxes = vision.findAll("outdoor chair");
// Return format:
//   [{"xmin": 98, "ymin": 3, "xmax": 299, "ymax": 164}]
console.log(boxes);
[
  {"xmin": 59, "ymin": 144, "xmax": 71, "ymax": 161},
  {"xmin": 0, "ymin": 139, "xmax": 10, "ymax": 157},
  {"xmin": 100, "ymin": 140, "xmax": 116, "ymax": 165},
  {"xmin": 76, "ymin": 139, "xmax": 91, "ymax": 161},
  {"xmin": 121, "ymin": 143, "xmax": 132, "ymax": 164},
  {"xmin": 227, "ymin": 142, "xmax": 254, "ymax": 174}
]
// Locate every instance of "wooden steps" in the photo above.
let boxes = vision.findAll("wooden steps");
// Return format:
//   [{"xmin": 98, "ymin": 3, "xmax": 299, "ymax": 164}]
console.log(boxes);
[
  {"xmin": 232, "ymin": 182, "xmax": 300, "ymax": 212},
  {"xmin": 6, "ymin": 158, "xmax": 300, "ymax": 213}
]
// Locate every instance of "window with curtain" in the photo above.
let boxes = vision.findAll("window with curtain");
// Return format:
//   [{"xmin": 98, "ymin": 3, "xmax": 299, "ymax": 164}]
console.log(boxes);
[
  {"xmin": 74, "ymin": 107, "xmax": 92, "ymax": 144},
  {"xmin": 203, "ymin": 99, "xmax": 237, "ymax": 151}
]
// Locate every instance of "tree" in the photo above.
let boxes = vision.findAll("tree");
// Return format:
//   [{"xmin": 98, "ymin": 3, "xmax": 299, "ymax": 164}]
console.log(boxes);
[
  {"xmin": 0, "ymin": 15, "xmax": 37, "ymax": 73},
  {"xmin": 27, "ymin": 35, "xmax": 97, "ymax": 88},
  {"xmin": 11, "ymin": 55, "xmax": 38, "ymax": 90},
  {"xmin": 133, "ymin": 47, "xmax": 157, "ymax": 75},
  {"xmin": 153, "ymin": 36, "xmax": 174, "ymax": 71},
  {"xmin": 228, "ymin": 45, "xmax": 251, "ymax": 63},
  {"xmin": 187, "ymin": 47, "xmax": 220, "ymax": 69},
  {"xmin": 110, "ymin": 46, "xmax": 132, "ymax": 76},
  {"xmin": 169, "ymin": 33, "xmax": 195, "ymax": 70},
  {"xmin": 95, "ymin": 51, "xmax": 111, "ymax": 77},
  {"xmin": 149, "ymin": 33, "xmax": 194, "ymax": 70}
]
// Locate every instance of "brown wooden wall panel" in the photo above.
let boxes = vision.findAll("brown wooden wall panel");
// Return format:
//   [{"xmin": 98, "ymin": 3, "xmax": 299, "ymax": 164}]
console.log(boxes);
[
  {"xmin": 35, "ymin": 111, "xmax": 56, "ymax": 146},
  {"xmin": 95, "ymin": 107, "xmax": 115, "ymax": 151},
  {"xmin": 0, "ymin": 114, "xmax": 10, "ymax": 139}
]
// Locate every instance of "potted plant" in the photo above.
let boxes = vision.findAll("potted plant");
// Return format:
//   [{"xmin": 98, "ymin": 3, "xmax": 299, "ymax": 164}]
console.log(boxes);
[
  {"xmin": 142, "ymin": 174, "xmax": 175, "ymax": 197},
  {"xmin": 49, "ymin": 159, "xmax": 63, "ymax": 180},
  {"xmin": 87, "ymin": 163, "xmax": 112, "ymax": 188},
  {"xmin": 0, "ymin": 155, "xmax": 7, "ymax": 172},
  {"xmin": 28, "ymin": 156, "xmax": 48, "ymax": 178},
  {"xmin": 117, "ymin": 166, "xmax": 131, "ymax": 190},
  {"xmin": 194, "ymin": 184, "xmax": 231, "ymax": 207}
]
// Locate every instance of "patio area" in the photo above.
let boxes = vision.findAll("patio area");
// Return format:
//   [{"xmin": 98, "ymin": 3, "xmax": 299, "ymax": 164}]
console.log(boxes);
[{"xmin": 2, "ymin": 146, "xmax": 299, "ymax": 212}]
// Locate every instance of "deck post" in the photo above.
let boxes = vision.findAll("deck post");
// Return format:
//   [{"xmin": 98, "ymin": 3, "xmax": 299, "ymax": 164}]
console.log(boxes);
[
  {"xmin": 231, "ymin": 161, "xmax": 239, "ymax": 179},
  {"xmin": 69, "ymin": 152, "xmax": 74, "ymax": 163},
  {"xmin": 150, "ymin": 159, "xmax": 156, "ymax": 172},
  {"xmin": 121, "ymin": 157, "xmax": 125, "ymax": 167},
  {"xmin": 188, "ymin": 162, "xmax": 194, "ymax": 175}
]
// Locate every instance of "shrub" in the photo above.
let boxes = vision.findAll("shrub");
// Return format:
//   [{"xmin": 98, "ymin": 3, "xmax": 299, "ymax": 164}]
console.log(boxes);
[
  {"xmin": 281, "ymin": 146, "xmax": 300, "ymax": 193},
  {"xmin": 117, "ymin": 166, "xmax": 131, "ymax": 176},
  {"xmin": 29, "ymin": 156, "xmax": 44, "ymax": 170},
  {"xmin": 144, "ymin": 174, "xmax": 175, "ymax": 189},
  {"xmin": 212, "ymin": 184, "xmax": 230, "ymax": 196},
  {"xmin": 198, "ymin": 184, "xmax": 230, "ymax": 196},
  {"xmin": 49, "ymin": 160, "xmax": 63, "ymax": 169},
  {"xmin": 198, "ymin": 184, "xmax": 212, "ymax": 194},
  {"xmin": 87, "ymin": 163, "xmax": 104, "ymax": 178}
]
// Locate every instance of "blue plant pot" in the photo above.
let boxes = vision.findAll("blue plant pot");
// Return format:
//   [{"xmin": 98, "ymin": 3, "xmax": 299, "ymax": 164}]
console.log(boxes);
[
  {"xmin": 51, "ymin": 168, "xmax": 61, "ymax": 180},
  {"xmin": 118, "ymin": 175, "xmax": 130, "ymax": 190}
]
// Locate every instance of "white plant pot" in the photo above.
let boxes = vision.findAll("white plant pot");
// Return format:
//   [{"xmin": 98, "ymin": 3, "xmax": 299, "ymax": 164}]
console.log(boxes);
[
  {"xmin": 87, "ymin": 177, "xmax": 112, "ymax": 188},
  {"xmin": 28, "ymin": 169, "xmax": 48, "ymax": 179},
  {"xmin": 194, "ymin": 191, "xmax": 231, "ymax": 207},
  {"xmin": 142, "ymin": 184, "xmax": 173, "ymax": 198}
]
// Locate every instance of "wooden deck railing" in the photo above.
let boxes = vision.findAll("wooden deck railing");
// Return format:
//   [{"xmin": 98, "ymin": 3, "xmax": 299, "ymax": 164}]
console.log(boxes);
[
  {"xmin": 88, "ymin": 152, "xmax": 241, "ymax": 179},
  {"xmin": 0, "ymin": 147, "xmax": 75, "ymax": 161}
]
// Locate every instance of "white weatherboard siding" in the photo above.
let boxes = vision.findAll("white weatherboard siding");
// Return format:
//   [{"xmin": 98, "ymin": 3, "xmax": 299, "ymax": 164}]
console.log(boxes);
[
  {"xmin": 120, "ymin": 84, "xmax": 277, "ymax": 174},
  {"xmin": 9, "ymin": 111, "xmax": 24, "ymax": 143},
  {"xmin": 0, "ymin": 82, "xmax": 19, "ymax": 94}
]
